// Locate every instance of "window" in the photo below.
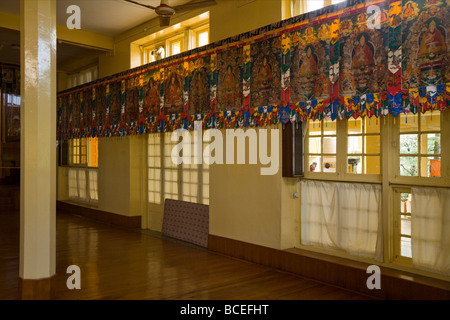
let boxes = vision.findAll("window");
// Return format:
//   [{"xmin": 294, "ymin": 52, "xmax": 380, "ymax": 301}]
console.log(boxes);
[
  {"xmin": 67, "ymin": 137, "xmax": 99, "ymax": 203},
  {"xmin": 70, "ymin": 138, "xmax": 82, "ymax": 165},
  {"xmin": 394, "ymin": 188, "xmax": 413, "ymax": 262},
  {"xmin": 399, "ymin": 112, "xmax": 441, "ymax": 177},
  {"xmin": 301, "ymin": 110, "xmax": 449, "ymax": 278},
  {"xmin": 194, "ymin": 25, "xmax": 209, "ymax": 48},
  {"xmin": 147, "ymin": 132, "xmax": 209, "ymax": 205},
  {"xmin": 306, "ymin": 117, "xmax": 382, "ymax": 178},
  {"xmin": 148, "ymin": 134, "xmax": 162, "ymax": 204},
  {"xmin": 67, "ymin": 65, "xmax": 98, "ymax": 89},
  {"xmin": 163, "ymin": 132, "xmax": 179, "ymax": 201},
  {"xmin": 69, "ymin": 137, "xmax": 98, "ymax": 167},
  {"xmin": 307, "ymin": 119, "xmax": 337, "ymax": 173},
  {"xmin": 307, "ymin": 0, "xmax": 325, "ymax": 12},
  {"xmin": 167, "ymin": 35, "xmax": 184, "ymax": 57},
  {"xmin": 147, "ymin": 45, "xmax": 166, "ymax": 64},
  {"xmin": 135, "ymin": 13, "xmax": 210, "ymax": 67},
  {"xmin": 347, "ymin": 117, "xmax": 381, "ymax": 175}
]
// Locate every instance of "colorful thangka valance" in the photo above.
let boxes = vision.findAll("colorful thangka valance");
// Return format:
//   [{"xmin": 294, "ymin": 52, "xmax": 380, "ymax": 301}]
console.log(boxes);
[{"xmin": 57, "ymin": 0, "xmax": 450, "ymax": 139}]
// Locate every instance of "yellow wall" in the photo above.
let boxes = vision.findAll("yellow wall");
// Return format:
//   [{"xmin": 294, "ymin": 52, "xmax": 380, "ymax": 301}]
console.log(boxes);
[
  {"xmin": 209, "ymin": 0, "xmax": 282, "ymax": 42},
  {"xmin": 207, "ymin": 2, "xmax": 287, "ymax": 250},
  {"xmin": 96, "ymin": 135, "xmax": 146, "ymax": 217},
  {"xmin": 98, "ymin": 137, "xmax": 131, "ymax": 216},
  {"xmin": 209, "ymin": 127, "xmax": 283, "ymax": 249}
]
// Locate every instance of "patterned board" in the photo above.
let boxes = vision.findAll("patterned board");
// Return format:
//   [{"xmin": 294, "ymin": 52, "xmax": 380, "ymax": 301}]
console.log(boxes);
[{"xmin": 162, "ymin": 199, "xmax": 209, "ymax": 248}]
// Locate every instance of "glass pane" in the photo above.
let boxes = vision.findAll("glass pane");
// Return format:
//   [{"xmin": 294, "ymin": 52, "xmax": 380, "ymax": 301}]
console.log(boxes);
[
  {"xmin": 364, "ymin": 117, "xmax": 380, "ymax": 134},
  {"xmin": 401, "ymin": 236, "xmax": 412, "ymax": 258},
  {"xmin": 365, "ymin": 136, "xmax": 380, "ymax": 154},
  {"xmin": 400, "ymin": 113, "xmax": 418, "ymax": 132},
  {"xmin": 348, "ymin": 118, "xmax": 362, "ymax": 134},
  {"xmin": 323, "ymin": 157, "xmax": 336, "ymax": 173},
  {"xmin": 348, "ymin": 136, "xmax": 362, "ymax": 154},
  {"xmin": 323, "ymin": 121, "xmax": 336, "ymax": 136},
  {"xmin": 323, "ymin": 137, "xmax": 336, "ymax": 154},
  {"xmin": 172, "ymin": 40, "xmax": 181, "ymax": 55},
  {"xmin": 309, "ymin": 120, "xmax": 321, "ymax": 136},
  {"xmin": 400, "ymin": 193, "xmax": 411, "ymax": 214},
  {"xmin": 421, "ymin": 157, "xmax": 441, "ymax": 177},
  {"xmin": 400, "ymin": 134, "xmax": 418, "ymax": 154},
  {"xmin": 400, "ymin": 156, "xmax": 418, "ymax": 176},
  {"xmin": 401, "ymin": 215, "xmax": 411, "ymax": 237},
  {"xmin": 89, "ymin": 137, "xmax": 99, "ymax": 167},
  {"xmin": 421, "ymin": 111, "xmax": 441, "ymax": 132},
  {"xmin": 309, "ymin": 156, "xmax": 321, "ymax": 172},
  {"xmin": 421, "ymin": 133, "xmax": 440, "ymax": 154},
  {"xmin": 308, "ymin": 0, "xmax": 324, "ymax": 12},
  {"xmin": 309, "ymin": 137, "xmax": 321, "ymax": 154},
  {"xmin": 198, "ymin": 31, "xmax": 209, "ymax": 47},
  {"xmin": 348, "ymin": 156, "xmax": 362, "ymax": 174},
  {"xmin": 365, "ymin": 156, "xmax": 380, "ymax": 175}
]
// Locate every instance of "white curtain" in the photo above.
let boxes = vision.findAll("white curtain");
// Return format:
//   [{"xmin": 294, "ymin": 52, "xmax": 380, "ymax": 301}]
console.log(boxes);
[
  {"xmin": 88, "ymin": 169, "xmax": 99, "ymax": 201},
  {"xmin": 68, "ymin": 168, "xmax": 79, "ymax": 198},
  {"xmin": 411, "ymin": 188, "xmax": 450, "ymax": 276},
  {"xmin": 301, "ymin": 180, "xmax": 383, "ymax": 261}
]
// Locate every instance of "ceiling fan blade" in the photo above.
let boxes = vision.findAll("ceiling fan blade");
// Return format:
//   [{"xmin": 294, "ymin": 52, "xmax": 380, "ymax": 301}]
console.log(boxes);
[
  {"xmin": 173, "ymin": 0, "xmax": 217, "ymax": 13},
  {"xmin": 159, "ymin": 15, "xmax": 171, "ymax": 27},
  {"xmin": 123, "ymin": 0, "xmax": 157, "ymax": 10}
]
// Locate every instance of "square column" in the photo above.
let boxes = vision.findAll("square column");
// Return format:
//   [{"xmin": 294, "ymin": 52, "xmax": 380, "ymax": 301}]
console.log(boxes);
[{"xmin": 19, "ymin": 0, "xmax": 57, "ymax": 300}]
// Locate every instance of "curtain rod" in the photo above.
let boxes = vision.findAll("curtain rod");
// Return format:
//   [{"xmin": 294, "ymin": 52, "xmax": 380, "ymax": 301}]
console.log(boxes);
[
  {"xmin": 300, "ymin": 178, "xmax": 382, "ymax": 185},
  {"xmin": 389, "ymin": 182, "xmax": 450, "ymax": 190}
]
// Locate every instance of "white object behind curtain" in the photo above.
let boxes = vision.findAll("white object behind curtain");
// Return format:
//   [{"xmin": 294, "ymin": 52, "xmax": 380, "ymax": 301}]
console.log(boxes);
[
  {"xmin": 411, "ymin": 188, "xmax": 450, "ymax": 276},
  {"xmin": 301, "ymin": 181, "xmax": 383, "ymax": 261}
]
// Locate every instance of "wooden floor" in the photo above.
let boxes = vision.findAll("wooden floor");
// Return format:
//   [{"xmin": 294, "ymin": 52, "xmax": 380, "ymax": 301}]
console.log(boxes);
[{"xmin": 0, "ymin": 207, "xmax": 375, "ymax": 301}]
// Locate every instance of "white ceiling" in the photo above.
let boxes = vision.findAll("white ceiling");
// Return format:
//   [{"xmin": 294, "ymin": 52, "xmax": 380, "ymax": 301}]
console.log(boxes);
[{"xmin": 0, "ymin": 0, "xmax": 195, "ymax": 37}]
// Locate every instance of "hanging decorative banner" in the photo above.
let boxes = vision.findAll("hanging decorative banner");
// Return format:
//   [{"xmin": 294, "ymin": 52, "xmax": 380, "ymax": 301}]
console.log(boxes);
[
  {"xmin": 281, "ymin": 33, "xmax": 291, "ymax": 109},
  {"xmin": 217, "ymin": 47, "xmax": 243, "ymax": 111},
  {"xmin": 339, "ymin": 2, "xmax": 389, "ymax": 120},
  {"xmin": 164, "ymin": 64, "xmax": 184, "ymax": 115},
  {"xmin": 329, "ymin": 18, "xmax": 340, "ymax": 121},
  {"xmin": 291, "ymin": 22, "xmax": 330, "ymax": 105},
  {"xmin": 251, "ymin": 36, "xmax": 281, "ymax": 108},
  {"xmin": 188, "ymin": 56, "xmax": 211, "ymax": 115},
  {"xmin": 68, "ymin": 94, "xmax": 73, "ymax": 138},
  {"xmin": 210, "ymin": 53, "xmax": 218, "ymax": 127},
  {"xmin": 242, "ymin": 44, "xmax": 251, "ymax": 112},
  {"xmin": 79, "ymin": 91, "xmax": 85, "ymax": 136},
  {"xmin": 56, "ymin": 0, "xmax": 449, "ymax": 139},
  {"xmin": 92, "ymin": 87, "xmax": 97, "ymax": 136},
  {"xmin": 143, "ymin": 67, "xmax": 164, "ymax": 119},
  {"xmin": 402, "ymin": 0, "xmax": 449, "ymax": 89},
  {"xmin": 387, "ymin": 1, "xmax": 403, "ymax": 117}
]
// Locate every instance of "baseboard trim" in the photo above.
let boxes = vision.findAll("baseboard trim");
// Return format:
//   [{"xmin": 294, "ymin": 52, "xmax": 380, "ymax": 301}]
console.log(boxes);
[
  {"xmin": 208, "ymin": 234, "xmax": 450, "ymax": 300},
  {"xmin": 57, "ymin": 201, "xmax": 141, "ymax": 229}
]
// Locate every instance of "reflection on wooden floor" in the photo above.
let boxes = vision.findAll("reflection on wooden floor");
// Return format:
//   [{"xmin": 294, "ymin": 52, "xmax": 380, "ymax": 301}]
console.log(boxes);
[{"xmin": 0, "ymin": 208, "xmax": 374, "ymax": 300}]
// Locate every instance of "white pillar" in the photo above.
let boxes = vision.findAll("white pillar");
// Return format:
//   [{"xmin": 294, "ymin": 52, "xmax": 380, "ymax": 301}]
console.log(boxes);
[{"xmin": 19, "ymin": 0, "xmax": 57, "ymax": 299}]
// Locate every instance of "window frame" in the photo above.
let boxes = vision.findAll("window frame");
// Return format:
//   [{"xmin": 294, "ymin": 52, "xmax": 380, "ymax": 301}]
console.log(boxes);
[
  {"xmin": 392, "ymin": 187, "xmax": 413, "ymax": 265},
  {"xmin": 137, "ymin": 14, "xmax": 210, "ymax": 68},
  {"xmin": 65, "ymin": 137, "xmax": 99, "ymax": 205},
  {"xmin": 193, "ymin": 24, "xmax": 209, "ymax": 48},
  {"xmin": 344, "ymin": 117, "xmax": 382, "ymax": 178},
  {"xmin": 392, "ymin": 111, "xmax": 449, "ymax": 188},
  {"xmin": 147, "ymin": 132, "xmax": 210, "ymax": 206},
  {"xmin": 304, "ymin": 117, "xmax": 382, "ymax": 183},
  {"xmin": 304, "ymin": 118, "xmax": 339, "ymax": 179}
]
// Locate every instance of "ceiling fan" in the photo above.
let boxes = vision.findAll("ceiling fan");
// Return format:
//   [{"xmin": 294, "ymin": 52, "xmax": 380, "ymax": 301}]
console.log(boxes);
[{"xmin": 124, "ymin": 0, "xmax": 217, "ymax": 27}]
